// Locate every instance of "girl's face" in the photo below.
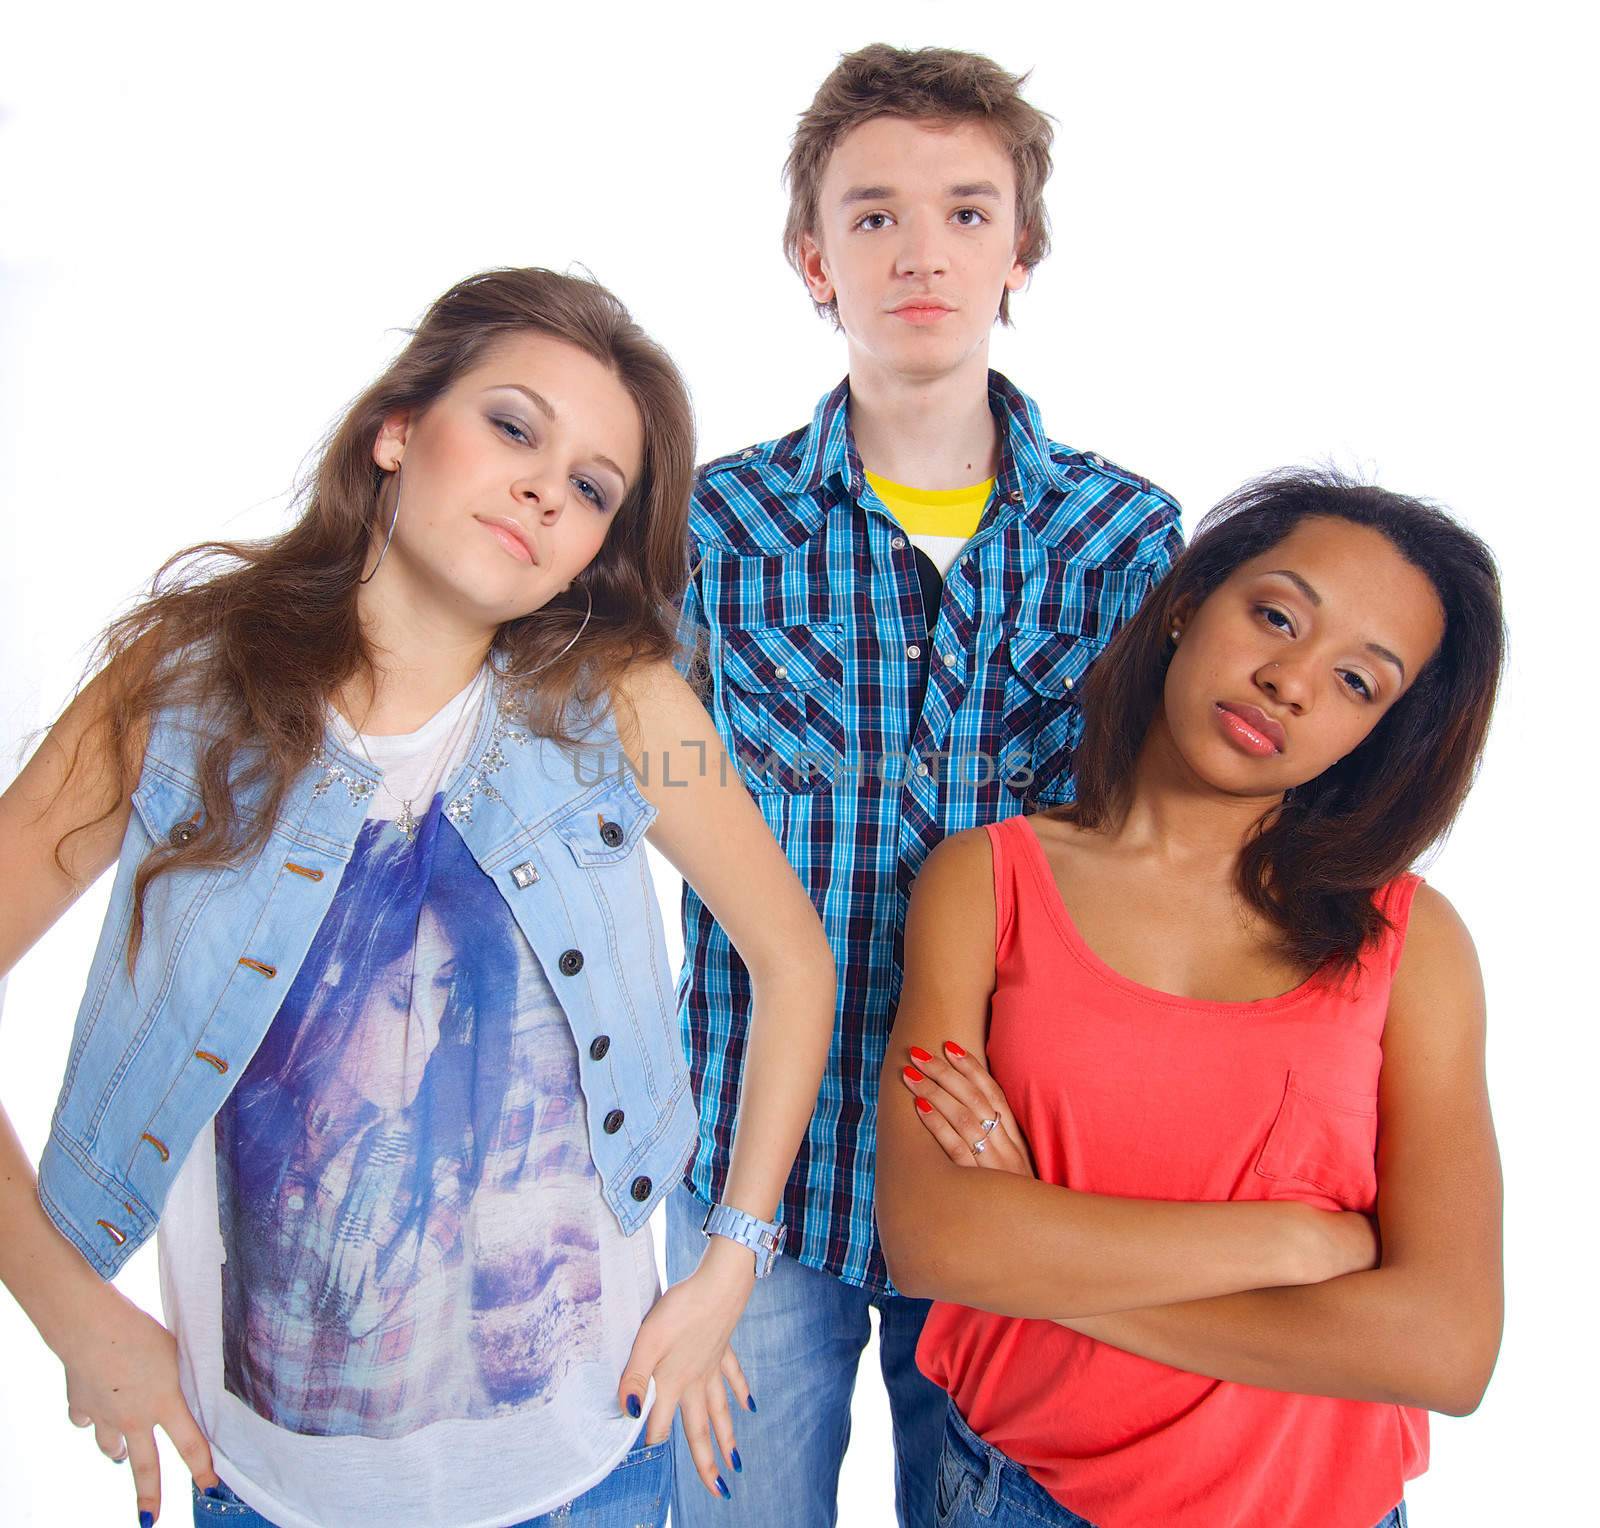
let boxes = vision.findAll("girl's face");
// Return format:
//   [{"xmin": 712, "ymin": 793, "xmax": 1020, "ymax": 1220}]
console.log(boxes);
[
  {"xmin": 370, "ymin": 331, "xmax": 645, "ymax": 626},
  {"xmin": 1160, "ymin": 516, "xmax": 1447, "ymax": 800}
]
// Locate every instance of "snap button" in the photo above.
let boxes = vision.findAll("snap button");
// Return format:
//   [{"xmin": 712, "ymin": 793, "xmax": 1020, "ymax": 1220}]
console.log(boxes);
[
  {"xmin": 1063, "ymin": 675, "xmax": 1074, "ymax": 691},
  {"xmin": 915, "ymin": 763, "xmax": 930, "ymax": 777},
  {"xmin": 1088, "ymin": 452, "xmax": 1105, "ymax": 468},
  {"xmin": 168, "ymin": 820, "xmax": 198, "ymax": 848},
  {"xmin": 1007, "ymin": 488, "xmax": 1024, "ymax": 503},
  {"xmin": 599, "ymin": 819, "xmax": 624, "ymax": 848},
  {"xmin": 603, "ymin": 1108, "xmax": 625, "ymax": 1135},
  {"xmin": 942, "ymin": 652, "xmax": 957, "ymax": 667},
  {"xmin": 589, "ymin": 1034, "xmax": 611, "ymax": 1061},
  {"xmin": 772, "ymin": 663, "xmax": 788, "ymax": 680},
  {"xmin": 740, "ymin": 447, "xmax": 755, "ymax": 459},
  {"xmin": 906, "ymin": 644, "xmax": 921, "ymax": 660},
  {"xmin": 890, "ymin": 535, "xmax": 907, "ymax": 551},
  {"xmin": 630, "ymin": 1175, "xmax": 653, "ymax": 1202},
  {"xmin": 558, "ymin": 949, "xmax": 584, "ymax": 976}
]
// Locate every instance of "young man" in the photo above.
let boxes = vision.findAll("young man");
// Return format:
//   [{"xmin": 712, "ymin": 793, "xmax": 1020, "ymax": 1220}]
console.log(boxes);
[{"xmin": 669, "ymin": 44, "xmax": 1182, "ymax": 1526}]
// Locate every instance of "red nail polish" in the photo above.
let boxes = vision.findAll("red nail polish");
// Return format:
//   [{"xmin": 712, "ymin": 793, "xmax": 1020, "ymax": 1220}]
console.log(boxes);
[
  {"xmin": 916, "ymin": 1098, "xmax": 934, "ymax": 1113},
  {"xmin": 903, "ymin": 1065, "xmax": 924, "ymax": 1082},
  {"xmin": 944, "ymin": 1040, "xmax": 967, "ymax": 1058},
  {"xmin": 909, "ymin": 1046, "xmax": 933, "ymax": 1062}
]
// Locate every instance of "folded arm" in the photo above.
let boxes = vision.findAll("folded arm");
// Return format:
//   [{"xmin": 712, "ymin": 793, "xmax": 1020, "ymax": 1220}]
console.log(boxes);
[
  {"xmin": 1055, "ymin": 885, "xmax": 1503, "ymax": 1416},
  {"xmin": 875, "ymin": 830, "xmax": 1372, "ymax": 1319}
]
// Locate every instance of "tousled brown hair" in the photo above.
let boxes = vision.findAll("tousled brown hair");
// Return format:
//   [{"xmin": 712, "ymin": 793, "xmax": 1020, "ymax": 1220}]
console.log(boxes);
[
  {"xmin": 64, "ymin": 267, "xmax": 695, "ymax": 959},
  {"xmin": 1059, "ymin": 469, "xmax": 1505, "ymax": 976},
  {"xmin": 783, "ymin": 43, "xmax": 1055, "ymax": 325}
]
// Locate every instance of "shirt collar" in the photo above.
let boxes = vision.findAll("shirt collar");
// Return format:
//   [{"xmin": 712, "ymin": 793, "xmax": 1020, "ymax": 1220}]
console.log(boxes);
[{"xmin": 784, "ymin": 370, "xmax": 1071, "ymax": 513}]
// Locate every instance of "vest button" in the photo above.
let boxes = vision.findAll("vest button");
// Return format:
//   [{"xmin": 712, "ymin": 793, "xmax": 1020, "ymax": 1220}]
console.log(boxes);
[
  {"xmin": 558, "ymin": 949, "xmax": 584, "ymax": 976},
  {"xmin": 168, "ymin": 821, "xmax": 197, "ymax": 848},
  {"xmin": 599, "ymin": 820, "xmax": 625, "ymax": 848},
  {"xmin": 603, "ymin": 1108, "xmax": 625, "ymax": 1135},
  {"xmin": 630, "ymin": 1175, "xmax": 652, "ymax": 1202},
  {"xmin": 589, "ymin": 1034, "xmax": 610, "ymax": 1061}
]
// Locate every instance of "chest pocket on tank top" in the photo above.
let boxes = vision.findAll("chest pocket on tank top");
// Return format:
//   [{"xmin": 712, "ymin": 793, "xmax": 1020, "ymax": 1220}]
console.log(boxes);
[{"xmin": 1255, "ymin": 1069, "xmax": 1379, "ymax": 1210}]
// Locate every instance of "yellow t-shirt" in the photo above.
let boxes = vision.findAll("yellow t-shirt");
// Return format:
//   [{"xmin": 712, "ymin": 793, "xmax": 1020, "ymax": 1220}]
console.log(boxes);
[{"xmin": 864, "ymin": 470, "xmax": 993, "ymax": 577}]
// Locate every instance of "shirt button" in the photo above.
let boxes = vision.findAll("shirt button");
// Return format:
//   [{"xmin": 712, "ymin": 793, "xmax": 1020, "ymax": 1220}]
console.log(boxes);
[
  {"xmin": 740, "ymin": 447, "xmax": 756, "ymax": 459},
  {"xmin": 773, "ymin": 663, "xmax": 788, "ymax": 680},
  {"xmin": 168, "ymin": 820, "xmax": 197, "ymax": 848},
  {"xmin": 906, "ymin": 644, "xmax": 921, "ymax": 660},
  {"xmin": 1087, "ymin": 452, "xmax": 1105, "ymax": 468},
  {"xmin": 1007, "ymin": 488, "xmax": 1024, "ymax": 504},
  {"xmin": 942, "ymin": 652, "xmax": 957, "ymax": 667},
  {"xmin": 890, "ymin": 535, "xmax": 907, "ymax": 551},
  {"xmin": 1063, "ymin": 675, "xmax": 1074, "ymax": 691},
  {"xmin": 630, "ymin": 1175, "xmax": 653, "ymax": 1203},
  {"xmin": 599, "ymin": 819, "xmax": 624, "ymax": 848},
  {"xmin": 603, "ymin": 1108, "xmax": 625, "ymax": 1135},
  {"xmin": 558, "ymin": 949, "xmax": 584, "ymax": 976},
  {"xmin": 915, "ymin": 763, "xmax": 930, "ymax": 777}
]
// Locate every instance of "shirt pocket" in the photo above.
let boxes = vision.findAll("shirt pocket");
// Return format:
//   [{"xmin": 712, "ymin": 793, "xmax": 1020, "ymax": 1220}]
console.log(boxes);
[
  {"xmin": 1255, "ymin": 1069, "xmax": 1379, "ymax": 1210},
  {"xmin": 998, "ymin": 628, "xmax": 1105, "ymax": 805},
  {"xmin": 716, "ymin": 622, "xmax": 845, "ymax": 795}
]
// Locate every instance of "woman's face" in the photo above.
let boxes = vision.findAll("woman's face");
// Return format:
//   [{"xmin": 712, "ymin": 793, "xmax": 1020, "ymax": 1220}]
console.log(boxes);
[
  {"xmin": 370, "ymin": 331, "xmax": 645, "ymax": 626},
  {"xmin": 342, "ymin": 906, "xmax": 456, "ymax": 1111},
  {"xmin": 1160, "ymin": 515, "xmax": 1447, "ymax": 799}
]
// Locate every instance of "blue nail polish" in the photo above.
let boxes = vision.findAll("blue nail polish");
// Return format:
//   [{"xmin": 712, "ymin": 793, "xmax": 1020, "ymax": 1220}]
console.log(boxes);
[
  {"xmin": 716, "ymin": 1475, "xmax": 731, "ymax": 1499},
  {"xmin": 625, "ymin": 1393, "xmax": 641, "ymax": 1419},
  {"xmin": 731, "ymin": 1448, "xmax": 743, "ymax": 1473},
  {"xmin": 139, "ymin": 1513, "xmax": 154, "ymax": 1528},
  {"xmin": 746, "ymin": 1393, "xmax": 758, "ymax": 1413}
]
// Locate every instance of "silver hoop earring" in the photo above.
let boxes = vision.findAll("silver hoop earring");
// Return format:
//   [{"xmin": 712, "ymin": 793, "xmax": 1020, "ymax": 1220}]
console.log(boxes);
[
  {"xmin": 525, "ymin": 584, "xmax": 594, "ymax": 676},
  {"xmin": 359, "ymin": 467, "xmax": 403, "ymax": 585}
]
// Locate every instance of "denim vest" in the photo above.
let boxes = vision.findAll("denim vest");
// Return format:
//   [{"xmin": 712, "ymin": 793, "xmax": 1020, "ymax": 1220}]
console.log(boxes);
[{"xmin": 38, "ymin": 677, "xmax": 696, "ymax": 1278}]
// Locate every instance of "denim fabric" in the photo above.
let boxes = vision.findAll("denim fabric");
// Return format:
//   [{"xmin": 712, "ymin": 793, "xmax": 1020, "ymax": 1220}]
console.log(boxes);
[
  {"xmin": 190, "ymin": 1439, "xmax": 672, "ymax": 1527},
  {"xmin": 41, "ymin": 675, "xmax": 696, "ymax": 1277},
  {"xmin": 933, "ymin": 1401, "xmax": 1409, "ymax": 1528},
  {"xmin": 665, "ymin": 1187, "xmax": 946, "ymax": 1527},
  {"xmin": 674, "ymin": 371, "xmax": 1183, "ymax": 1291}
]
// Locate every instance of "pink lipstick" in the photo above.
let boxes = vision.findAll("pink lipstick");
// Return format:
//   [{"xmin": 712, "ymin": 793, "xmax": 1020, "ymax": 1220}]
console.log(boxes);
[{"xmin": 1214, "ymin": 702, "xmax": 1285, "ymax": 757}]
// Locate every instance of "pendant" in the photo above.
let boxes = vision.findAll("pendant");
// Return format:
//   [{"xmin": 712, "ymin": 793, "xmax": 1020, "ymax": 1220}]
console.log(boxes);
[{"xmin": 395, "ymin": 800, "xmax": 419, "ymax": 842}]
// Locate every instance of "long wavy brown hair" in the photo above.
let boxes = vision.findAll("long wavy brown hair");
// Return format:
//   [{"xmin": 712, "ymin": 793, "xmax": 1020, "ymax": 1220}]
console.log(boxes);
[
  {"xmin": 1057, "ymin": 469, "xmax": 1505, "ymax": 976},
  {"xmin": 62, "ymin": 267, "xmax": 695, "ymax": 957}
]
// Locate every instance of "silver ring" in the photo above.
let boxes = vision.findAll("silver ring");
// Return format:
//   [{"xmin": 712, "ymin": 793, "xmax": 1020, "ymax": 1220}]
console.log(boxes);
[
  {"xmin": 979, "ymin": 1118, "xmax": 998, "ymax": 1134},
  {"xmin": 970, "ymin": 1136, "xmax": 988, "ymax": 1156}
]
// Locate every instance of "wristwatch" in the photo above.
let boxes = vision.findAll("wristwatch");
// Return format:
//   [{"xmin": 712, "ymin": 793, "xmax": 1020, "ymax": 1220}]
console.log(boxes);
[{"xmin": 701, "ymin": 1202, "xmax": 787, "ymax": 1278}]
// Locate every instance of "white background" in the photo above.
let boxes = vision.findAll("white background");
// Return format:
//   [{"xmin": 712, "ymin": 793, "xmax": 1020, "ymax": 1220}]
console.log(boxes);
[{"xmin": 1, "ymin": 2, "xmax": 1594, "ymax": 1523}]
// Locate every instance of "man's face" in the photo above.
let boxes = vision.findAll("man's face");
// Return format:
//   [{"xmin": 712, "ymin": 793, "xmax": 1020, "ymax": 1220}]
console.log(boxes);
[{"xmin": 801, "ymin": 115, "xmax": 1028, "ymax": 383}]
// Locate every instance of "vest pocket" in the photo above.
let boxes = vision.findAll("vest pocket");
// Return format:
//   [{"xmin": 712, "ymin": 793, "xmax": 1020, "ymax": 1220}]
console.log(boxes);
[
  {"xmin": 717, "ymin": 622, "xmax": 844, "ymax": 796},
  {"xmin": 1255, "ymin": 1069, "xmax": 1379, "ymax": 1210}
]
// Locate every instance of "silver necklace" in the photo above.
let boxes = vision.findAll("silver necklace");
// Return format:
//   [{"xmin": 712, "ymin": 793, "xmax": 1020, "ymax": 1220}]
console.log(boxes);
[{"xmin": 346, "ymin": 672, "xmax": 487, "ymax": 841}]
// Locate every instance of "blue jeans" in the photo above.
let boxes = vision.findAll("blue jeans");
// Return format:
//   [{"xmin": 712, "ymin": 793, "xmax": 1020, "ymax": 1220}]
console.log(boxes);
[
  {"xmin": 666, "ymin": 1187, "xmax": 947, "ymax": 1527},
  {"xmin": 935, "ymin": 1401, "xmax": 1408, "ymax": 1527},
  {"xmin": 189, "ymin": 1437, "xmax": 671, "ymax": 1527}
]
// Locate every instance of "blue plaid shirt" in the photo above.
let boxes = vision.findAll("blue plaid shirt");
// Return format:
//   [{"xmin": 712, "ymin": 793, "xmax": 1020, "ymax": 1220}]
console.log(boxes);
[{"xmin": 674, "ymin": 372, "xmax": 1182, "ymax": 1290}]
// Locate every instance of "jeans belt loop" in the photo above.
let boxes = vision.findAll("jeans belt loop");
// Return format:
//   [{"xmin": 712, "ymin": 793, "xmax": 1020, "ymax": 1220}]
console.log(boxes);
[{"xmin": 974, "ymin": 1437, "xmax": 1003, "ymax": 1517}]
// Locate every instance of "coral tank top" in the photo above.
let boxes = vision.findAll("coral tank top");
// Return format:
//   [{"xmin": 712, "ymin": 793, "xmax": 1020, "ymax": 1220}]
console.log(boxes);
[{"xmin": 916, "ymin": 816, "xmax": 1428, "ymax": 1528}]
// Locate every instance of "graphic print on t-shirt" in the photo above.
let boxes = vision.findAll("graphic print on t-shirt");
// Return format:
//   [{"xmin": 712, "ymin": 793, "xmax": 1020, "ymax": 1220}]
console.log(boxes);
[{"xmin": 215, "ymin": 798, "xmax": 602, "ymax": 1438}]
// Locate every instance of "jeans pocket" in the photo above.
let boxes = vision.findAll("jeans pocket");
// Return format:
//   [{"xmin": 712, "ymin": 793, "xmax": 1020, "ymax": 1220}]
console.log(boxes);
[{"xmin": 933, "ymin": 1442, "xmax": 975, "ymax": 1527}]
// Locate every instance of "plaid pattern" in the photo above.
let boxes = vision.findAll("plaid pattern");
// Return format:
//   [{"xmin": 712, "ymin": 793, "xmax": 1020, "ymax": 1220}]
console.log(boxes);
[{"xmin": 675, "ymin": 372, "xmax": 1182, "ymax": 1290}]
